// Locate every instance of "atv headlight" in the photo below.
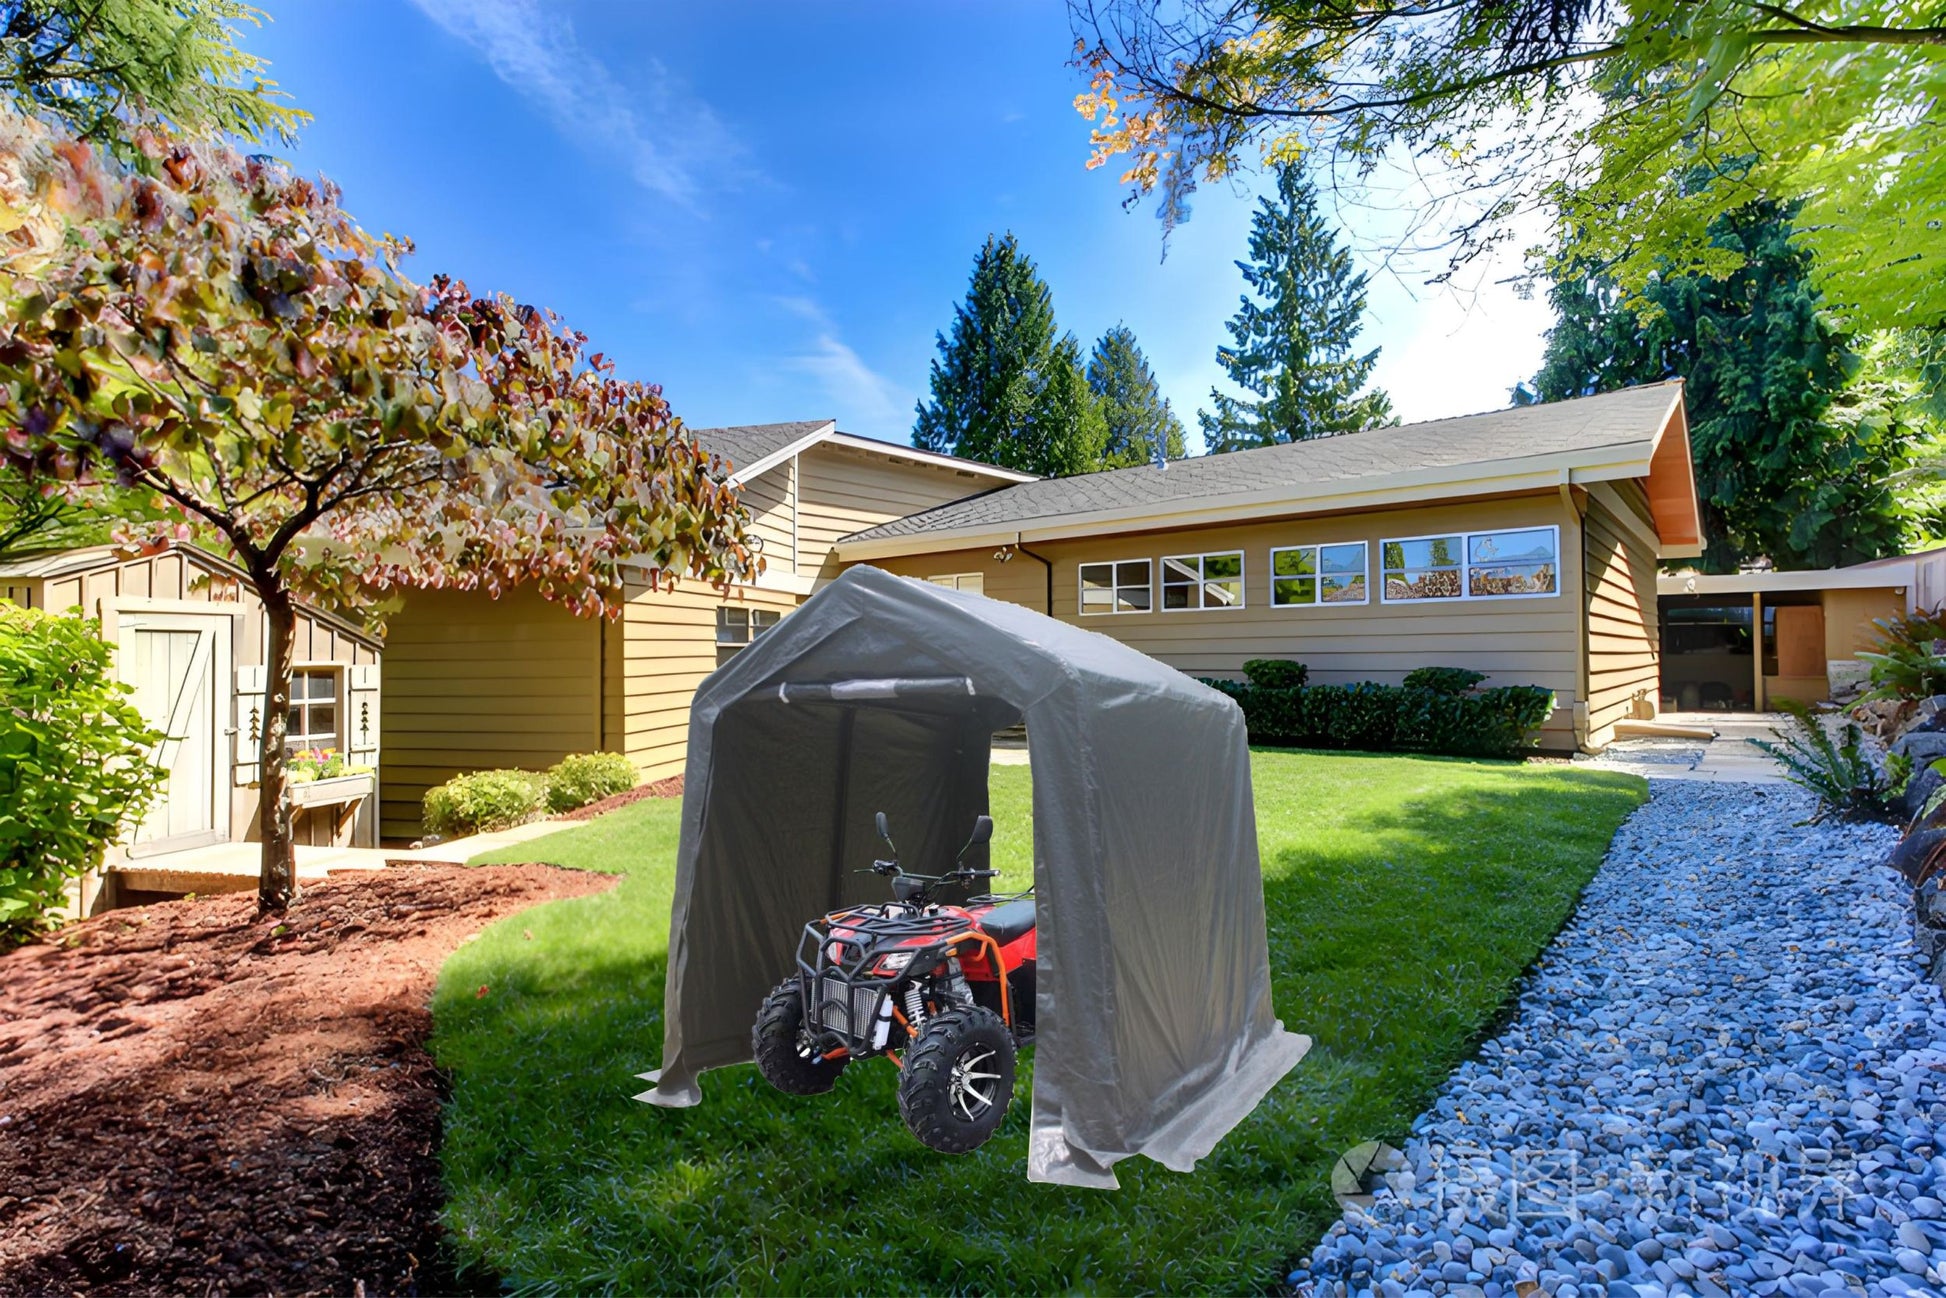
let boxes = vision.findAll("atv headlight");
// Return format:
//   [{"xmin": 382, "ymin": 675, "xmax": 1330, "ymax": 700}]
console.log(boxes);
[{"xmin": 873, "ymin": 950, "xmax": 917, "ymax": 975}]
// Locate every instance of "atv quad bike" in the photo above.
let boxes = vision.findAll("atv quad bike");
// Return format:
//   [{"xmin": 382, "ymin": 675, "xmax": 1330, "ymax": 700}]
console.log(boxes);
[{"xmin": 752, "ymin": 811, "xmax": 1036, "ymax": 1154}]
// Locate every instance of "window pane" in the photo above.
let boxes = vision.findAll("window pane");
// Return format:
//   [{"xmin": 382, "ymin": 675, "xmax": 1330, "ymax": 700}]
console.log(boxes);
[
  {"xmin": 1117, "ymin": 585, "xmax": 1151, "ymax": 613},
  {"xmin": 928, "ymin": 575, "xmax": 956, "ymax": 587},
  {"xmin": 1081, "ymin": 563, "xmax": 1112, "ymax": 590},
  {"xmin": 1385, "ymin": 569, "xmax": 1465, "ymax": 600},
  {"xmin": 716, "ymin": 607, "xmax": 748, "ymax": 643},
  {"xmin": 1273, "ymin": 547, "xmax": 1316, "ymax": 578},
  {"xmin": 1273, "ymin": 576, "xmax": 1317, "ymax": 605},
  {"xmin": 1321, "ymin": 573, "xmax": 1367, "ymax": 603},
  {"xmin": 287, "ymin": 705, "xmax": 304, "ymax": 736},
  {"xmin": 1202, "ymin": 552, "xmax": 1242, "ymax": 581},
  {"xmin": 1115, "ymin": 561, "xmax": 1149, "ymax": 587},
  {"xmin": 1383, "ymin": 537, "xmax": 1462, "ymax": 571},
  {"xmin": 1203, "ymin": 578, "xmax": 1243, "ymax": 608},
  {"xmin": 958, "ymin": 573, "xmax": 983, "ymax": 594},
  {"xmin": 1469, "ymin": 528, "xmax": 1555, "ymax": 566},
  {"xmin": 308, "ymin": 703, "xmax": 336, "ymax": 737},
  {"xmin": 295, "ymin": 670, "xmax": 332, "ymax": 700},
  {"xmin": 1470, "ymin": 562, "xmax": 1557, "ymax": 597},
  {"xmin": 1162, "ymin": 582, "xmax": 1193, "ymax": 610},
  {"xmin": 1320, "ymin": 543, "xmax": 1365, "ymax": 575},
  {"xmin": 1162, "ymin": 556, "xmax": 1201, "ymax": 585},
  {"xmin": 753, "ymin": 609, "xmax": 781, "ymax": 631},
  {"xmin": 1081, "ymin": 586, "xmax": 1115, "ymax": 612}
]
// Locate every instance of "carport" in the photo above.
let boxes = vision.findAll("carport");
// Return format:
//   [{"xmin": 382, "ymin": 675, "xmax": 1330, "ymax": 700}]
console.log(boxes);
[{"xmin": 640, "ymin": 564, "xmax": 1309, "ymax": 1188}]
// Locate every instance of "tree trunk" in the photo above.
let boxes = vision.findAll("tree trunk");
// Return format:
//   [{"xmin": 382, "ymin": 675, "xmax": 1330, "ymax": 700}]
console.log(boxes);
[{"xmin": 257, "ymin": 587, "xmax": 299, "ymax": 913}]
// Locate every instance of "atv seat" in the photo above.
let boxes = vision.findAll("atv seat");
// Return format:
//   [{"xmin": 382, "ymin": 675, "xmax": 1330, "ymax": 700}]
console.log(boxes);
[{"xmin": 977, "ymin": 899, "xmax": 1036, "ymax": 945}]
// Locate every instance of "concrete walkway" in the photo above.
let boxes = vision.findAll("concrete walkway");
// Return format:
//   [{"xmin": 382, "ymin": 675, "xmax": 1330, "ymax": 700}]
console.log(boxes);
[
  {"xmin": 1577, "ymin": 711, "xmax": 1793, "ymax": 784},
  {"xmin": 111, "ymin": 818, "xmax": 579, "ymax": 897}
]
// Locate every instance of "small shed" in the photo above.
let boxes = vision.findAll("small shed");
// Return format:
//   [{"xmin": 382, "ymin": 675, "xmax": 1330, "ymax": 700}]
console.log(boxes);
[
  {"xmin": 0, "ymin": 543, "xmax": 382, "ymax": 909},
  {"xmin": 644, "ymin": 564, "xmax": 1309, "ymax": 1188}
]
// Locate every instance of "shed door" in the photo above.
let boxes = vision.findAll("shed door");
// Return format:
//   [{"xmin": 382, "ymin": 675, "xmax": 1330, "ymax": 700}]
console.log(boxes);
[{"xmin": 121, "ymin": 613, "xmax": 232, "ymax": 856}]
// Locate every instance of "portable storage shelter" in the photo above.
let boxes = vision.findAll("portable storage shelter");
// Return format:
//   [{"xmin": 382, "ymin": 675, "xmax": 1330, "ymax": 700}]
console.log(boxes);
[{"xmin": 641, "ymin": 565, "xmax": 1309, "ymax": 1187}]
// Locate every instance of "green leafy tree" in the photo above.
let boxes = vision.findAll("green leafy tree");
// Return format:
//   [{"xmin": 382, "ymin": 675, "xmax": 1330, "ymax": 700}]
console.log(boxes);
[
  {"xmin": 1086, "ymin": 324, "xmax": 1185, "ymax": 467},
  {"xmin": 0, "ymin": 0, "xmax": 304, "ymax": 147},
  {"xmin": 1073, "ymin": 0, "xmax": 1946, "ymax": 333},
  {"xmin": 0, "ymin": 118, "xmax": 756, "ymax": 912},
  {"xmin": 1524, "ymin": 200, "xmax": 1909, "ymax": 570},
  {"xmin": 913, "ymin": 233, "xmax": 1106, "ymax": 476},
  {"xmin": 1201, "ymin": 165, "xmax": 1392, "ymax": 452},
  {"xmin": 0, "ymin": 604, "xmax": 165, "ymax": 940}
]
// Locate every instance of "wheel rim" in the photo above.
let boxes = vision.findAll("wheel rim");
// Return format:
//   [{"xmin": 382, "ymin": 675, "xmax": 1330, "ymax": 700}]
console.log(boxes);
[
  {"xmin": 949, "ymin": 1046, "xmax": 1001, "ymax": 1120},
  {"xmin": 795, "ymin": 1024, "xmax": 819, "ymax": 1062}
]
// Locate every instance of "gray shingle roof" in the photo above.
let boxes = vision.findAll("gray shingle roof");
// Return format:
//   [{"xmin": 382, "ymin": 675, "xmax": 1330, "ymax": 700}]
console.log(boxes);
[
  {"xmin": 842, "ymin": 383, "xmax": 1682, "ymax": 544},
  {"xmin": 690, "ymin": 420, "xmax": 832, "ymax": 474}
]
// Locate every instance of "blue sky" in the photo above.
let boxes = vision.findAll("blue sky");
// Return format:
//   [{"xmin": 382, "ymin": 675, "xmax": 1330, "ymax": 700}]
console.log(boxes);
[{"xmin": 245, "ymin": 1, "xmax": 1553, "ymax": 452}]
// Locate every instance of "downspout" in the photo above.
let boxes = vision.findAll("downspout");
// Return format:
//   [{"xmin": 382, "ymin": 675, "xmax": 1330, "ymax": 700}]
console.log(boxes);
[{"xmin": 1014, "ymin": 534, "xmax": 1055, "ymax": 617}]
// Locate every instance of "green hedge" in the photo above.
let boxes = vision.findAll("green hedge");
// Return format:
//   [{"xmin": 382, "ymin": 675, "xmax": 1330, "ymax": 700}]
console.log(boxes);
[
  {"xmin": 424, "ymin": 769, "xmax": 549, "ymax": 838},
  {"xmin": 1200, "ymin": 677, "xmax": 1555, "ymax": 759},
  {"xmin": 545, "ymin": 752, "xmax": 637, "ymax": 813}
]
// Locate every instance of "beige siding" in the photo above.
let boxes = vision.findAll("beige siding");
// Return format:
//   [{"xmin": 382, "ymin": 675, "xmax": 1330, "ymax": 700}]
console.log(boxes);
[
  {"xmin": 1583, "ymin": 482, "xmax": 1661, "ymax": 746},
  {"xmin": 378, "ymin": 587, "xmax": 601, "ymax": 838},
  {"xmin": 614, "ymin": 579, "xmax": 800, "ymax": 781},
  {"xmin": 795, "ymin": 443, "xmax": 1005, "ymax": 576},
  {"xmin": 867, "ymin": 491, "xmax": 1585, "ymax": 751},
  {"xmin": 740, "ymin": 461, "xmax": 798, "ymax": 576}
]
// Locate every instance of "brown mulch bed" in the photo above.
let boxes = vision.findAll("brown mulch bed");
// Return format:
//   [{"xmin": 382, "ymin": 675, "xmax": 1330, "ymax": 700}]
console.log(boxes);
[
  {"xmin": 0, "ymin": 863, "xmax": 614, "ymax": 1297},
  {"xmin": 557, "ymin": 773, "xmax": 683, "ymax": 821}
]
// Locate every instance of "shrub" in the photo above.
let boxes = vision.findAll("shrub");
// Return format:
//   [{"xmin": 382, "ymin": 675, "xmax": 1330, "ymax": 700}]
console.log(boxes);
[
  {"xmin": 545, "ymin": 752, "xmax": 638, "ymax": 813},
  {"xmin": 1218, "ymin": 676, "xmax": 1555, "ymax": 759},
  {"xmin": 1861, "ymin": 608, "xmax": 1946, "ymax": 702},
  {"xmin": 1402, "ymin": 666, "xmax": 1487, "ymax": 696},
  {"xmin": 1748, "ymin": 700, "xmax": 1900, "ymax": 822},
  {"xmin": 1241, "ymin": 658, "xmax": 1308, "ymax": 690},
  {"xmin": 424, "ymin": 769, "xmax": 548, "ymax": 838},
  {"xmin": 0, "ymin": 606, "xmax": 166, "ymax": 941}
]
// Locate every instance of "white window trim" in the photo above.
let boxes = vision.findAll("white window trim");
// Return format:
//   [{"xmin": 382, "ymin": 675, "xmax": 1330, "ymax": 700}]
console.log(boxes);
[
  {"xmin": 1158, "ymin": 550, "xmax": 1247, "ymax": 613},
  {"xmin": 926, "ymin": 572, "xmax": 984, "ymax": 592},
  {"xmin": 1378, "ymin": 525, "xmax": 1562, "ymax": 604},
  {"xmin": 1077, "ymin": 558, "xmax": 1154, "ymax": 616},
  {"xmin": 287, "ymin": 664, "xmax": 342, "ymax": 752},
  {"xmin": 1269, "ymin": 541, "xmax": 1371, "ymax": 609}
]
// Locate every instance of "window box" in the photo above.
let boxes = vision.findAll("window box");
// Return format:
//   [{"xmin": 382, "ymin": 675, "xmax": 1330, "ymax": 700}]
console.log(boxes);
[
  {"xmin": 290, "ymin": 771, "xmax": 374, "ymax": 808},
  {"xmin": 1381, "ymin": 527, "xmax": 1559, "ymax": 603},
  {"xmin": 1271, "ymin": 542, "xmax": 1368, "ymax": 607},
  {"xmin": 1161, "ymin": 551, "xmax": 1245, "ymax": 611},
  {"xmin": 1079, "ymin": 560, "xmax": 1152, "ymax": 615}
]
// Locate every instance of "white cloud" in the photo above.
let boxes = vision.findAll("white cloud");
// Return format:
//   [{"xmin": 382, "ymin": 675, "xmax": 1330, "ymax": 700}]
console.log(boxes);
[
  {"xmin": 407, "ymin": 0, "xmax": 745, "ymax": 209},
  {"xmin": 773, "ymin": 296, "xmax": 911, "ymax": 434}
]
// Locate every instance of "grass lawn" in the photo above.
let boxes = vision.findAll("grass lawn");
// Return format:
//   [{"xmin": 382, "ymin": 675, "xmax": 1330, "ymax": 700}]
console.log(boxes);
[{"xmin": 437, "ymin": 751, "xmax": 1645, "ymax": 1293}]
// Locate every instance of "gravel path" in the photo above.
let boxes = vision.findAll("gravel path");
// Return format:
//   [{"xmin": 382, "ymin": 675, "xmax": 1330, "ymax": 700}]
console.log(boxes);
[{"xmin": 1294, "ymin": 780, "xmax": 1946, "ymax": 1298}]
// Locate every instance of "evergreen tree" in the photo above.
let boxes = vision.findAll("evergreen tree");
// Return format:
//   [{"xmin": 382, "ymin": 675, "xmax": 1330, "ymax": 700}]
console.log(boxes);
[
  {"xmin": 913, "ymin": 233, "xmax": 1106, "ymax": 476},
  {"xmin": 1526, "ymin": 200, "xmax": 1910, "ymax": 571},
  {"xmin": 1087, "ymin": 325, "xmax": 1186, "ymax": 467},
  {"xmin": 1201, "ymin": 165, "xmax": 1393, "ymax": 452}
]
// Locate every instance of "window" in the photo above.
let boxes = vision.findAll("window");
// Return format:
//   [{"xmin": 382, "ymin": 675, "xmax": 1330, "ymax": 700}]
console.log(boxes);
[
  {"xmin": 1270, "ymin": 542, "xmax": 1368, "ymax": 607},
  {"xmin": 1381, "ymin": 526, "xmax": 1558, "ymax": 602},
  {"xmin": 286, "ymin": 668, "xmax": 338, "ymax": 753},
  {"xmin": 1161, "ymin": 551, "xmax": 1245, "ymax": 610},
  {"xmin": 716, "ymin": 606, "xmax": 781, "ymax": 666},
  {"xmin": 1078, "ymin": 560, "xmax": 1152, "ymax": 615},
  {"xmin": 927, "ymin": 573, "xmax": 985, "ymax": 594}
]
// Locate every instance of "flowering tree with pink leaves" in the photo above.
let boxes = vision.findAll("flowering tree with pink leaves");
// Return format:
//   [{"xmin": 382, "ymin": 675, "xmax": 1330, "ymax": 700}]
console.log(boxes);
[{"xmin": 0, "ymin": 117, "xmax": 757, "ymax": 911}]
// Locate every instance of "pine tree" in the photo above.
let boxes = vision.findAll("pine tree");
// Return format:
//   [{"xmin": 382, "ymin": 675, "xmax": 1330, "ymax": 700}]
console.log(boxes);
[
  {"xmin": 1527, "ymin": 200, "xmax": 1910, "ymax": 571},
  {"xmin": 1201, "ymin": 165, "xmax": 1393, "ymax": 452},
  {"xmin": 913, "ymin": 233, "xmax": 1106, "ymax": 476},
  {"xmin": 1087, "ymin": 325, "xmax": 1186, "ymax": 467}
]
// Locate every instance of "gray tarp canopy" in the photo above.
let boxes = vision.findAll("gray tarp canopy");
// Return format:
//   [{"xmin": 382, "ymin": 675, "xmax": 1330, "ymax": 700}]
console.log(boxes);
[{"xmin": 641, "ymin": 565, "xmax": 1310, "ymax": 1187}]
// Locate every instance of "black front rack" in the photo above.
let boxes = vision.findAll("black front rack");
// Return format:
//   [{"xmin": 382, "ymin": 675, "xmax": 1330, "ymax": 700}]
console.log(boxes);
[{"xmin": 794, "ymin": 905, "xmax": 968, "ymax": 1048}]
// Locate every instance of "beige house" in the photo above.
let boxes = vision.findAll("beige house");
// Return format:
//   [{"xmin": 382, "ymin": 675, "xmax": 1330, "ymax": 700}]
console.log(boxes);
[
  {"xmin": 376, "ymin": 421, "xmax": 1033, "ymax": 838},
  {"xmin": 840, "ymin": 383, "xmax": 1703, "ymax": 753},
  {"xmin": 0, "ymin": 542, "xmax": 384, "ymax": 908}
]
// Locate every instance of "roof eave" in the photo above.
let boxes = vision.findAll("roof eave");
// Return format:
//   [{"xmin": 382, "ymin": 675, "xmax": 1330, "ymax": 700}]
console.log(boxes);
[
  {"xmin": 835, "ymin": 443, "xmax": 1660, "ymax": 561},
  {"xmin": 723, "ymin": 420, "xmax": 837, "ymax": 486}
]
